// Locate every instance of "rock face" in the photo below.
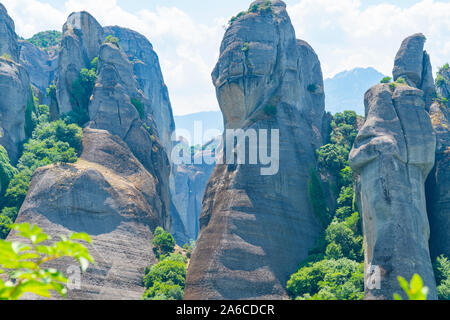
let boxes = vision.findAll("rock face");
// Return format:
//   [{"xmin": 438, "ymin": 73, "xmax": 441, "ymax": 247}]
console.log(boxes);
[
  {"xmin": 171, "ymin": 155, "xmax": 215, "ymax": 241},
  {"xmin": 0, "ymin": 5, "xmax": 32, "ymax": 163},
  {"xmin": 8, "ymin": 128, "xmax": 162, "ymax": 299},
  {"xmin": 56, "ymin": 11, "xmax": 104, "ymax": 115},
  {"xmin": 5, "ymin": 10, "xmax": 175, "ymax": 299},
  {"xmin": 392, "ymin": 33, "xmax": 436, "ymax": 109},
  {"xmin": 185, "ymin": 0, "xmax": 325, "ymax": 300},
  {"xmin": 0, "ymin": 3, "xmax": 19, "ymax": 62},
  {"xmin": 88, "ymin": 41, "xmax": 171, "ymax": 229},
  {"xmin": 426, "ymin": 67, "xmax": 450, "ymax": 259},
  {"xmin": 350, "ymin": 83, "xmax": 437, "ymax": 300},
  {"xmin": 19, "ymin": 40, "xmax": 58, "ymax": 104},
  {"xmin": 103, "ymin": 26, "xmax": 175, "ymax": 154}
]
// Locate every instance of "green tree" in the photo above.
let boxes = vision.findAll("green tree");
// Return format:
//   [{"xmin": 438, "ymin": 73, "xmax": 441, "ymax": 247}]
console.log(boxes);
[
  {"xmin": 152, "ymin": 227, "xmax": 176, "ymax": 258},
  {"xmin": 0, "ymin": 146, "xmax": 16, "ymax": 195},
  {"xmin": 286, "ymin": 258, "xmax": 364, "ymax": 300},
  {"xmin": 308, "ymin": 168, "xmax": 331, "ymax": 227},
  {"xmin": 434, "ymin": 255, "xmax": 450, "ymax": 300}
]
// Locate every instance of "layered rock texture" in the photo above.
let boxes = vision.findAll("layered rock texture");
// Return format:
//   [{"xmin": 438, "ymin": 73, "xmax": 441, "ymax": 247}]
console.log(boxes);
[
  {"xmin": 0, "ymin": 4, "xmax": 32, "ymax": 163},
  {"xmin": 185, "ymin": 0, "xmax": 325, "ymax": 300},
  {"xmin": 56, "ymin": 11, "xmax": 104, "ymax": 115},
  {"xmin": 19, "ymin": 40, "xmax": 58, "ymax": 104},
  {"xmin": 392, "ymin": 33, "xmax": 436, "ymax": 109},
  {"xmin": 350, "ymin": 34, "xmax": 439, "ymax": 300},
  {"xmin": 5, "ymin": 10, "xmax": 176, "ymax": 299},
  {"xmin": 426, "ymin": 66, "xmax": 450, "ymax": 259},
  {"xmin": 8, "ymin": 128, "xmax": 161, "ymax": 299}
]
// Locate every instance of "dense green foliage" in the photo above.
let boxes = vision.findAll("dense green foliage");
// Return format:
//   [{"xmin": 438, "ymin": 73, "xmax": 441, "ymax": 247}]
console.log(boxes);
[
  {"xmin": 143, "ymin": 228, "xmax": 187, "ymax": 300},
  {"xmin": 26, "ymin": 31, "xmax": 62, "ymax": 52},
  {"xmin": 380, "ymin": 76, "xmax": 392, "ymax": 84},
  {"xmin": 291, "ymin": 111, "xmax": 364, "ymax": 300},
  {"xmin": 434, "ymin": 255, "xmax": 450, "ymax": 300},
  {"xmin": 152, "ymin": 227, "xmax": 176, "ymax": 258},
  {"xmin": 104, "ymin": 35, "xmax": 120, "ymax": 47},
  {"xmin": 0, "ymin": 223, "xmax": 93, "ymax": 300},
  {"xmin": 287, "ymin": 258, "xmax": 364, "ymax": 300},
  {"xmin": 0, "ymin": 105, "xmax": 83, "ymax": 238},
  {"xmin": 229, "ymin": 1, "xmax": 272, "ymax": 26},
  {"xmin": 0, "ymin": 146, "xmax": 16, "ymax": 196},
  {"xmin": 69, "ymin": 64, "xmax": 97, "ymax": 126},
  {"xmin": 130, "ymin": 98, "xmax": 144, "ymax": 120}
]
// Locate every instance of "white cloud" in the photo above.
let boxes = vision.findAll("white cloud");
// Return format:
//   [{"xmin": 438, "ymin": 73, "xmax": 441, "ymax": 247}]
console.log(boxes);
[
  {"xmin": 288, "ymin": 0, "xmax": 450, "ymax": 78},
  {"xmin": 1, "ymin": 0, "xmax": 449, "ymax": 115}
]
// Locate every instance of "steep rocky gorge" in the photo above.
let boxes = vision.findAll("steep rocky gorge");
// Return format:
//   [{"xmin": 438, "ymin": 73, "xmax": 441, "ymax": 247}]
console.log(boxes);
[{"xmin": 185, "ymin": 0, "xmax": 326, "ymax": 300}]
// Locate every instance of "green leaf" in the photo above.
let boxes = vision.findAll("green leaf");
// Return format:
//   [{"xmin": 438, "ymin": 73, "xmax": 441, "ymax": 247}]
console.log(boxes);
[
  {"xmin": 410, "ymin": 274, "xmax": 423, "ymax": 293},
  {"xmin": 393, "ymin": 293, "xmax": 403, "ymax": 300},
  {"xmin": 70, "ymin": 233, "xmax": 92, "ymax": 244}
]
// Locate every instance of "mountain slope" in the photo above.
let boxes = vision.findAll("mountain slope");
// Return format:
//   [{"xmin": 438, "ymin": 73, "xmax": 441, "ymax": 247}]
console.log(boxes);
[{"xmin": 324, "ymin": 67, "xmax": 386, "ymax": 115}]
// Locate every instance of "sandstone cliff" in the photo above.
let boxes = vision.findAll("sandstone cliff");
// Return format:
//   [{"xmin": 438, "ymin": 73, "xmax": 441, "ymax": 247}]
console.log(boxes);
[
  {"xmin": 185, "ymin": 0, "xmax": 325, "ymax": 300},
  {"xmin": 426, "ymin": 66, "xmax": 450, "ymax": 259},
  {"xmin": 8, "ymin": 128, "xmax": 161, "ymax": 299},
  {"xmin": 56, "ymin": 11, "xmax": 104, "ymax": 115},
  {"xmin": 19, "ymin": 40, "xmax": 58, "ymax": 105},
  {"xmin": 350, "ymin": 34, "xmax": 438, "ymax": 300},
  {"xmin": 5, "ymin": 10, "xmax": 174, "ymax": 299},
  {"xmin": 0, "ymin": 4, "xmax": 33, "ymax": 164}
]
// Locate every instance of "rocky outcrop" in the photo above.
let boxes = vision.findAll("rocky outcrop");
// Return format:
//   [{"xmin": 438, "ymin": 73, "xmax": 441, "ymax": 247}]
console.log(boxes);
[
  {"xmin": 350, "ymin": 82, "xmax": 437, "ymax": 299},
  {"xmin": 88, "ymin": 41, "xmax": 171, "ymax": 229},
  {"xmin": 0, "ymin": 3, "xmax": 19, "ymax": 62},
  {"xmin": 7, "ymin": 128, "xmax": 163, "ymax": 299},
  {"xmin": 56, "ymin": 11, "xmax": 104, "ymax": 115},
  {"xmin": 426, "ymin": 67, "xmax": 450, "ymax": 259},
  {"xmin": 392, "ymin": 33, "xmax": 435, "ymax": 109},
  {"xmin": 103, "ymin": 26, "xmax": 175, "ymax": 154},
  {"xmin": 0, "ymin": 5, "xmax": 32, "ymax": 163},
  {"xmin": 185, "ymin": 0, "xmax": 325, "ymax": 300},
  {"xmin": 19, "ymin": 40, "xmax": 58, "ymax": 104}
]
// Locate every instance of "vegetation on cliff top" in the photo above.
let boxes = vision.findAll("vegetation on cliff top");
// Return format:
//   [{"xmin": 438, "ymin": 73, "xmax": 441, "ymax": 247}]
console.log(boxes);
[{"xmin": 26, "ymin": 31, "xmax": 62, "ymax": 55}]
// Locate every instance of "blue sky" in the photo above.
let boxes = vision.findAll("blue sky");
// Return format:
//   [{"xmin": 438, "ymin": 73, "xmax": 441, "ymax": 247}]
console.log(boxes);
[{"xmin": 2, "ymin": 0, "xmax": 449, "ymax": 115}]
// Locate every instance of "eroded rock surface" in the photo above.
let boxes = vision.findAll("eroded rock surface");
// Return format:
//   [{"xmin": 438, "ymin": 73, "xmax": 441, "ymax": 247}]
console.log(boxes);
[
  {"xmin": 350, "ymin": 83, "xmax": 437, "ymax": 300},
  {"xmin": 392, "ymin": 33, "xmax": 436, "ymax": 109},
  {"xmin": 56, "ymin": 11, "xmax": 104, "ymax": 115},
  {"xmin": 7, "ymin": 128, "xmax": 162, "ymax": 300},
  {"xmin": 185, "ymin": 0, "xmax": 325, "ymax": 300},
  {"xmin": 19, "ymin": 40, "xmax": 58, "ymax": 104},
  {"xmin": 0, "ymin": 5, "xmax": 32, "ymax": 163},
  {"xmin": 426, "ymin": 67, "xmax": 450, "ymax": 259}
]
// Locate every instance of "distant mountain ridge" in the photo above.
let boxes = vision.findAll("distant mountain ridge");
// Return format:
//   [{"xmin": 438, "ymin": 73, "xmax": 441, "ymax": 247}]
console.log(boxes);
[{"xmin": 324, "ymin": 67, "xmax": 386, "ymax": 115}]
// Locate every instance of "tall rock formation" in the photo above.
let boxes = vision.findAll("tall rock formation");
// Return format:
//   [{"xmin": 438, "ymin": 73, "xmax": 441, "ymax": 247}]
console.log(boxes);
[
  {"xmin": 6, "ymin": 10, "xmax": 174, "ymax": 299},
  {"xmin": 88, "ymin": 41, "xmax": 171, "ymax": 229},
  {"xmin": 8, "ymin": 128, "xmax": 162, "ymax": 299},
  {"xmin": 0, "ymin": 3, "xmax": 19, "ymax": 62},
  {"xmin": 392, "ymin": 33, "xmax": 436, "ymax": 109},
  {"xmin": 0, "ymin": 4, "xmax": 32, "ymax": 163},
  {"xmin": 56, "ymin": 11, "xmax": 104, "ymax": 115},
  {"xmin": 350, "ymin": 34, "xmax": 438, "ymax": 300},
  {"xmin": 185, "ymin": 0, "xmax": 325, "ymax": 300},
  {"xmin": 19, "ymin": 40, "xmax": 58, "ymax": 104},
  {"xmin": 103, "ymin": 26, "xmax": 175, "ymax": 154},
  {"xmin": 426, "ymin": 66, "xmax": 450, "ymax": 259}
]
